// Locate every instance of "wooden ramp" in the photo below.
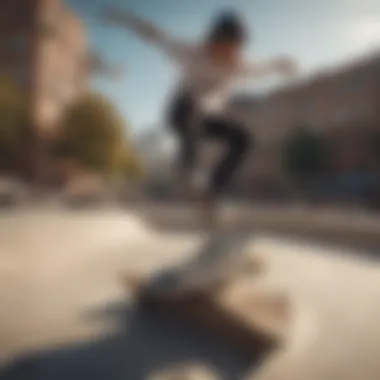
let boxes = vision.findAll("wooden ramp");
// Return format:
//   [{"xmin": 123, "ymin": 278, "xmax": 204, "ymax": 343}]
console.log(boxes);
[{"xmin": 124, "ymin": 230, "xmax": 291, "ymax": 356}]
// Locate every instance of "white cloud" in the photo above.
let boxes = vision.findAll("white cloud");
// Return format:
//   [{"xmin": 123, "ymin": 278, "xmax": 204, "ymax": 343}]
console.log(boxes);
[{"xmin": 350, "ymin": 16, "xmax": 380, "ymax": 48}]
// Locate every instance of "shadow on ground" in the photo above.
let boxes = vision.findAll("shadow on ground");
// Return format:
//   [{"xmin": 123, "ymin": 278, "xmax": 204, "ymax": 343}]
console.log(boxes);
[{"xmin": 1, "ymin": 299, "xmax": 273, "ymax": 380}]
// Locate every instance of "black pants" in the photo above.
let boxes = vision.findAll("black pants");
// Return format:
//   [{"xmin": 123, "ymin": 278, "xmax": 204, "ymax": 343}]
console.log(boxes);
[{"xmin": 167, "ymin": 92, "xmax": 253, "ymax": 196}]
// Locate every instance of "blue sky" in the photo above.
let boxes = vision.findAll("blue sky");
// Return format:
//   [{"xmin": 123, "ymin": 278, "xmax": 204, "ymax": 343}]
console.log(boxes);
[{"xmin": 68, "ymin": 0, "xmax": 380, "ymax": 135}]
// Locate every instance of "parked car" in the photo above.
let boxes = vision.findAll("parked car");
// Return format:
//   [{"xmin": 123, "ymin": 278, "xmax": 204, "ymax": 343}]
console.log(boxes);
[{"xmin": 62, "ymin": 174, "xmax": 110, "ymax": 208}]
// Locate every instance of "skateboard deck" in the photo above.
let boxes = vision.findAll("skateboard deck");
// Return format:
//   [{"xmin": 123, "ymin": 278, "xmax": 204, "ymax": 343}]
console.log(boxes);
[
  {"xmin": 141, "ymin": 229, "xmax": 262, "ymax": 298},
  {"xmin": 122, "ymin": 229, "xmax": 288, "ymax": 352}
]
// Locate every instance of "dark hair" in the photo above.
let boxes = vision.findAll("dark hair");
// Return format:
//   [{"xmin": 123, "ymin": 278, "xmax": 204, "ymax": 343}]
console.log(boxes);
[{"xmin": 206, "ymin": 10, "xmax": 248, "ymax": 44}]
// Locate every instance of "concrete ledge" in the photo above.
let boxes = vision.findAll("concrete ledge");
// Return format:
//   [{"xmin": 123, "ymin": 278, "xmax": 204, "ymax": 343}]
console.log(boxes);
[
  {"xmin": 238, "ymin": 208, "xmax": 380, "ymax": 251},
  {"xmin": 143, "ymin": 205, "xmax": 380, "ymax": 250}
]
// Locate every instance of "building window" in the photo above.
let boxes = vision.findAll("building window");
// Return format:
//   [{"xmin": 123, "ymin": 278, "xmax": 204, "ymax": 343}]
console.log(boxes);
[
  {"xmin": 58, "ymin": 83, "xmax": 74, "ymax": 102},
  {"xmin": 6, "ymin": 35, "xmax": 27, "ymax": 53},
  {"xmin": 38, "ymin": 9, "xmax": 61, "ymax": 37},
  {"xmin": 13, "ymin": 65, "xmax": 28, "ymax": 85},
  {"xmin": 2, "ymin": 4, "xmax": 31, "ymax": 26},
  {"xmin": 358, "ymin": 99, "xmax": 372, "ymax": 120},
  {"xmin": 353, "ymin": 75, "xmax": 365, "ymax": 92},
  {"xmin": 300, "ymin": 97, "xmax": 311, "ymax": 120},
  {"xmin": 332, "ymin": 106, "xmax": 350, "ymax": 124},
  {"xmin": 45, "ymin": 79, "xmax": 73, "ymax": 102}
]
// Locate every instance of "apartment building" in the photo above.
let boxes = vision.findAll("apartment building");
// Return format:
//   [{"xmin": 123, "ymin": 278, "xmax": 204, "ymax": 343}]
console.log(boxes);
[
  {"xmin": 231, "ymin": 50, "xmax": 380, "ymax": 187},
  {"xmin": 0, "ymin": 0, "xmax": 88, "ymax": 135},
  {"xmin": 0, "ymin": 0, "xmax": 89, "ymax": 179}
]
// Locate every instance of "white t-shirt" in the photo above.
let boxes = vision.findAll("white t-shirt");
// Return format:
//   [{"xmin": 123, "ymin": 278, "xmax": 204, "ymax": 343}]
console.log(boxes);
[{"xmin": 159, "ymin": 37, "xmax": 255, "ymax": 115}]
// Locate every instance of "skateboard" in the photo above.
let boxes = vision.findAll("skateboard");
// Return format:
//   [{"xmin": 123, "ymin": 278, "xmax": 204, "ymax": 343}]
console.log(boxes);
[
  {"xmin": 123, "ymin": 228, "xmax": 264, "ymax": 297},
  {"xmin": 122, "ymin": 229, "xmax": 289, "ymax": 349}
]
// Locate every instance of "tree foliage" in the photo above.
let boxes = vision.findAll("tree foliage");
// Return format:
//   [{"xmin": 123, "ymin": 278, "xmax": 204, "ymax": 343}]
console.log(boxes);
[
  {"xmin": 53, "ymin": 92, "xmax": 141, "ymax": 178},
  {"xmin": 117, "ymin": 148, "xmax": 145, "ymax": 179},
  {"xmin": 0, "ymin": 77, "xmax": 30, "ymax": 172},
  {"xmin": 282, "ymin": 125, "xmax": 329, "ymax": 183}
]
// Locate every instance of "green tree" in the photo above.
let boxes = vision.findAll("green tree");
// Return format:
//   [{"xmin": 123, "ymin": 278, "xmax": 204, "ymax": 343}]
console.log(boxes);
[
  {"xmin": 0, "ymin": 77, "xmax": 31, "ymax": 172},
  {"xmin": 282, "ymin": 125, "xmax": 329, "ymax": 187},
  {"xmin": 116, "ymin": 148, "xmax": 145, "ymax": 179},
  {"xmin": 53, "ymin": 92, "xmax": 141, "ymax": 178}
]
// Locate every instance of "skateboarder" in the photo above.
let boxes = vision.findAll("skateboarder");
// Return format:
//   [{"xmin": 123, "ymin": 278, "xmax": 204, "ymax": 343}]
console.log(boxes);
[{"xmin": 104, "ymin": 7, "xmax": 298, "ymax": 226}]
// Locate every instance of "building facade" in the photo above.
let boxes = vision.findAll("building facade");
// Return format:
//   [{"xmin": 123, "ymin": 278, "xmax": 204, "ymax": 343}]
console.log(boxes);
[
  {"xmin": 34, "ymin": 0, "xmax": 88, "ymax": 135},
  {"xmin": 0, "ymin": 0, "xmax": 89, "ymax": 180},
  {"xmin": 231, "ymin": 51, "xmax": 380, "ymax": 191},
  {"xmin": 0, "ymin": 0, "xmax": 88, "ymax": 135}
]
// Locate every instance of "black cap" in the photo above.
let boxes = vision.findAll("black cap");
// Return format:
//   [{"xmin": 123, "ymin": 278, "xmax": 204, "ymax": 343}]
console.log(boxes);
[{"xmin": 206, "ymin": 10, "xmax": 248, "ymax": 44}]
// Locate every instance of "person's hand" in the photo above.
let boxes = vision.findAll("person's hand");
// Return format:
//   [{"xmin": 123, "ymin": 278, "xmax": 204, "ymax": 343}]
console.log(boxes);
[
  {"xmin": 102, "ymin": 7, "xmax": 160, "ymax": 40},
  {"xmin": 273, "ymin": 56, "xmax": 299, "ymax": 77},
  {"xmin": 103, "ymin": 6, "xmax": 124, "ymax": 24}
]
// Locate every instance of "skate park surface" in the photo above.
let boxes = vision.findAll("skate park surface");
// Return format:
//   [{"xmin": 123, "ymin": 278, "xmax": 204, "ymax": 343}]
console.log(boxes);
[{"xmin": 1, "ymin": 208, "xmax": 380, "ymax": 379}]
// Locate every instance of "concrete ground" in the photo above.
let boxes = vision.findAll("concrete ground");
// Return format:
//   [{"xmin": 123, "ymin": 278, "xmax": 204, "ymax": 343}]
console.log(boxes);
[{"xmin": 1, "ymin": 208, "xmax": 380, "ymax": 379}]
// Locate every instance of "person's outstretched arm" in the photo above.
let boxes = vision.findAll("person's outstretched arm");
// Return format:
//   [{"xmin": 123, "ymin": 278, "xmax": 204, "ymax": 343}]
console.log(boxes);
[
  {"xmin": 241, "ymin": 56, "xmax": 299, "ymax": 79},
  {"xmin": 103, "ymin": 7, "xmax": 192, "ymax": 62}
]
